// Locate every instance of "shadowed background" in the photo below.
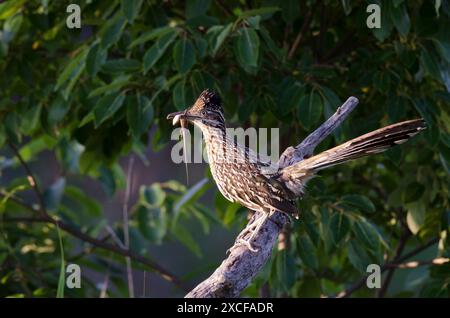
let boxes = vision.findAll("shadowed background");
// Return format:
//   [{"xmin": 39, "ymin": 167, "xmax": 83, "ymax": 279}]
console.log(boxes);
[{"xmin": 0, "ymin": 0, "xmax": 449, "ymax": 298}]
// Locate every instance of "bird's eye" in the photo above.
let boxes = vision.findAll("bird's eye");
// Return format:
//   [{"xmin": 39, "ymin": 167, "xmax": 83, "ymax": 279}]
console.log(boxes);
[{"xmin": 201, "ymin": 110, "xmax": 207, "ymax": 116}]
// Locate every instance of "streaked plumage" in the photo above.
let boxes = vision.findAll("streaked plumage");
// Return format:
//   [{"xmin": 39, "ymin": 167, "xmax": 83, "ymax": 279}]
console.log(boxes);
[{"xmin": 168, "ymin": 89, "xmax": 426, "ymax": 251}]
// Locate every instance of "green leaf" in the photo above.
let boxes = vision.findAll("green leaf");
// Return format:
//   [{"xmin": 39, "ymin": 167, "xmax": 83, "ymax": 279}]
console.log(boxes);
[
  {"xmin": 223, "ymin": 202, "xmax": 241, "ymax": 226},
  {"xmin": 93, "ymin": 93, "xmax": 126, "ymax": 127},
  {"xmin": 319, "ymin": 207, "xmax": 333, "ymax": 253},
  {"xmin": 298, "ymin": 90, "xmax": 322, "ymax": 130},
  {"xmin": 423, "ymin": 121, "xmax": 440, "ymax": 146},
  {"xmin": 86, "ymin": 43, "xmax": 107, "ymax": 76},
  {"xmin": 259, "ymin": 26, "xmax": 283, "ymax": 61},
  {"xmin": 413, "ymin": 99, "xmax": 435, "ymax": 126},
  {"xmin": 174, "ymin": 179, "xmax": 209, "ymax": 216},
  {"xmin": 0, "ymin": 0, "xmax": 25, "ymax": 20},
  {"xmin": 143, "ymin": 32, "xmax": 177, "ymax": 74},
  {"xmin": 194, "ymin": 36, "xmax": 207, "ymax": 58},
  {"xmin": 352, "ymin": 218, "xmax": 380, "ymax": 253},
  {"xmin": 275, "ymin": 249, "xmax": 297, "ymax": 291},
  {"xmin": 55, "ymin": 49, "xmax": 88, "ymax": 92},
  {"xmin": 238, "ymin": 7, "xmax": 280, "ymax": 18},
  {"xmin": 348, "ymin": 240, "xmax": 371, "ymax": 273},
  {"xmin": 59, "ymin": 139, "xmax": 84, "ymax": 173},
  {"xmin": 173, "ymin": 38, "xmax": 196, "ymax": 74},
  {"xmin": 372, "ymin": 0, "xmax": 393, "ymax": 41},
  {"xmin": 0, "ymin": 184, "xmax": 29, "ymax": 214},
  {"xmin": 298, "ymin": 235, "xmax": 318, "ymax": 269},
  {"xmin": 137, "ymin": 206, "xmax": 167, "ymax": 244},
  {"xmin": 99, "ymin": 166, "xmax": 117, "ymax": 196},
  {"xmin": 280, "ymin": 82, "xmax": 303, "ymax": 114},
  {"xmin": 140, "ymin": 183, "xmax": 166, "ymax": 207},
  {"xmin": 88, "ymin": 75, "xmax": 131, "ymax": 98},
  {"xmin": 65, "ymin": 186, "xmax": 102, "ymax": 218},
  {"xmin": 420, "ymin": 46, "xmax": 441, "ymax": 80},
  {"xmin": 341, "ymin": 194, "xmax": 376, "ymax": 213},
  {"xmin": 387, "ymin": 95, "xmax": 406, "ymax": 122},
  {"xmin": 18, "ymin": 136, "xmax": 54, "ymax": 162},
  {"xmin": 431, "ymin": 30, "xmax": 450, "ymax": 64},
  {"xmin": 172, "ymin": 222, "xmax": 202, "ymax": 257},
  {"xmin": 127, "ymin": 94, "xmax": 154, "ymax": 137},
  {"xmin": 373, "ymin": 71, "xmax": 391, "ymax": 92},
  {"xmin": 101, "ymin": 59, "xmax": 141, "ymax": 74},
  {"xmin": 235, "ymin": 27, "xmax": 260, "ymax": 68},
  {"xmin": 2, "ymin": 13, "xmax": 23, "ymax": 49},
  {"xmin": 389, "ymin": 2, "xmax": 410, "ymax": 36},
  {"xmin": 434, "ymin": 0, "xmax": 442, "ymax": 17},
  {"xmin": 440, "ymin": 61, "xmax": 450, "ymax": 93},
  {"xmin": 4, "ymin": 112, "xmax": 21, "ymax": 144},
  {"xmin": 186, "ymin": 0, "xmax": 211, "ymax": 18},
  {"xmin": 402, "ymin": 182, "xmax": 425, "ymax": 203},
  {"xmin": 47, "ymin": 95, "xmax": 70, "ymax": 126},
  {"xmin": 43, "ymin": 178, "xmax": 66, "ymax": 211},
  {"xmin": 121, "ymin": 0, "xmax": 143, "ymax": 22},
  {"xmin": 172, "ymin": 78, "xmax": 186, "ymax": 110},
  {"xmin": 101, "ymin": 15, "xmax": 127, "ymax": 48},
  {"xmin": 212, "ymin": 23, "xmax": 232, "ymax": 56},
  {"xmin": 341, "ymin": 0, "xmax": 352, "ymax": 15},
  {"xmin": 129, "ymin": 26, "xmax": 174, "ymax": 49},
  {"xmin": 406, "ymin": 201, "xmax": 425, "ymax": 235},
  {"xmin": 329, "ymin": 212, "xmax": 351, "ymax": 245}
]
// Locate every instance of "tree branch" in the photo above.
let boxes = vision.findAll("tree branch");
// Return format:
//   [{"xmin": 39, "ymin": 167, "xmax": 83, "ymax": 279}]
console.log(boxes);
[
  {"xmin": 377, "ymin": 220, "xmax": 411, "ymax": 297},
  {"xmin": 278, "ymin": 96, "xmax": 359, "ymax": 168},
  {"xmin": 336, "ymin": 237, "xmax": 440, "ymax": 298},
  {"xmin": 185, "ymin": 96, "xmax": 359, "ymax": 298},
  {"xmin": 1, "ymin": 208, "xmax": 187, "ymax": 291},
  {"xmin": 2, "ymin": 145, "xmax": 188, "ymax": 292},
  {"xmin": 8, "ymin": 142, "xmax": 47, "ymax": 217},
  {"xmin": 186, "ymin": 211, "xmax": 287, "ymax": 298}
]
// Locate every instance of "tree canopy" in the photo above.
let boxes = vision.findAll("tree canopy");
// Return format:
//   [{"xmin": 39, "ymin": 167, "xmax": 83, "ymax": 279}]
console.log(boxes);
[{"xmin": 0, "ymin": 0, "xmax": 449, "ymax": 298}]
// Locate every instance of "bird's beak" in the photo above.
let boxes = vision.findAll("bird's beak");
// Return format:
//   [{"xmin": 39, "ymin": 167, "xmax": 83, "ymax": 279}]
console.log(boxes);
[
  {"xmin": 167, "ymin": 109, "xmax": 200, "ymax": 126},
  {"xmin": 167, "ymin": 110, "xmax": 186, "ymax": 126}
]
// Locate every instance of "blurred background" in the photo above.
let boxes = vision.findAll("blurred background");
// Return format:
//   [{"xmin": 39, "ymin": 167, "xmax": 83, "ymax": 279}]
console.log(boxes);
[{"xmin": 0, "ymin": 0, "xmax": 449, "ymax": 298}]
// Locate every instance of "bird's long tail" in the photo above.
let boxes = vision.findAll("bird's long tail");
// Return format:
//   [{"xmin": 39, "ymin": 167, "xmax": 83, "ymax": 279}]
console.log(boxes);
[{"xmin": 282, "ymin": 119, "xmax": 426, "ymax": 177}]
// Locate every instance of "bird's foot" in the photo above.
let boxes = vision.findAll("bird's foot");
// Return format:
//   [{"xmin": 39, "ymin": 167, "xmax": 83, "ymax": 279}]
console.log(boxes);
[
  {"xmin": 226, "ymin": 212, "xmax": 269, "ymax": 254},
  {"xmin": 227, "ymin": 237, "xmax": 259, "ymax": 254}
]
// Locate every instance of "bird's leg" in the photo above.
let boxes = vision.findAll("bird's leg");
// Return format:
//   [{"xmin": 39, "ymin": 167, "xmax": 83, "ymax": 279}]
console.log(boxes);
[{"xmin": 228, "ymin": 211, "xmax": 270, "ymax": 253}]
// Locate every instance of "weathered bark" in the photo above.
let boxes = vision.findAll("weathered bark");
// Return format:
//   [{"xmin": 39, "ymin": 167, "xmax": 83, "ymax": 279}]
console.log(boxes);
[{"xmin": 185, "ymin": 97, "xmax": 359, "ymax": 298}]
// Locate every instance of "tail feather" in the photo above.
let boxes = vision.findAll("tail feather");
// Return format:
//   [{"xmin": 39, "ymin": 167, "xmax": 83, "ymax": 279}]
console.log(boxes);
[{"xmin": 283, "ymin": 119, "xmax": 426, "ymax": 175}]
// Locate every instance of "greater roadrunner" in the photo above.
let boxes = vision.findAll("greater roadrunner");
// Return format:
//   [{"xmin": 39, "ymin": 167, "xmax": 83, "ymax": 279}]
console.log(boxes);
[{"xmin": 167, "ymin": 89, "xmax": 426, "ymax": 252}]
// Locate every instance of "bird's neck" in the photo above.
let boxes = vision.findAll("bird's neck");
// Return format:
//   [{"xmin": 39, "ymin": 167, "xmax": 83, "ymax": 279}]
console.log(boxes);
[
  {"xmin": 199, "ymin": 123, "xmax": 269, "ymax": 169},
  {"xmin": 200, "ymin": 125, "xmax": 230, "ymax": 163}
]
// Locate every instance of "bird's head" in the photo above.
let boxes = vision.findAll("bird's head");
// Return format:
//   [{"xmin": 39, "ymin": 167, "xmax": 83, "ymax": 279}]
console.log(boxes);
[{"xmin": 167, "ymin": 89, "xmax": 225, "ymax": 130}]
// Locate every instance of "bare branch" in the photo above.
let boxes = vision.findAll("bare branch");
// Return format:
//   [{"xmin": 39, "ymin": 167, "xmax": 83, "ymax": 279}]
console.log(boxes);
[
  {"xmin": 186, "ymin": 211, "xmax": 287, "ymax": 298},
  {"xmin": 278, "ymin": 96, "xmax": 359, "ymax": 168},
  {"xmin": 186, "ymin": 96, "xmax": 359, "ymax": 298},
  {"xmin": 1, "ymin": 209, "xmax": 187, "ymax": 291},
  {"xmin": 0, "ymin": 169, "xmax": 187, "ymax": 292}
]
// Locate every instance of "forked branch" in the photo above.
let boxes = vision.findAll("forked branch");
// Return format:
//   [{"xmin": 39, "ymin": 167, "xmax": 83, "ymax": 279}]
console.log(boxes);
[{"xmin": 185, "ymin": 97, "xmax": 359, "ymax": 298}]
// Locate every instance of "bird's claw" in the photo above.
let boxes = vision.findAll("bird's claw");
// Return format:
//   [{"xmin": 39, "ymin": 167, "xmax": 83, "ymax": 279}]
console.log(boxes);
[{"xmin": 227, "ymin": 238, "xmax": 259, "ymax": 254}]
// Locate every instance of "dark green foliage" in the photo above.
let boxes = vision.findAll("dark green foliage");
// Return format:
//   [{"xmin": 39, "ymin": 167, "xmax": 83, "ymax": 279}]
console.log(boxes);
[{"xmin": 0, "ymin": 0, "xmax": 449, "ymax": 298}]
